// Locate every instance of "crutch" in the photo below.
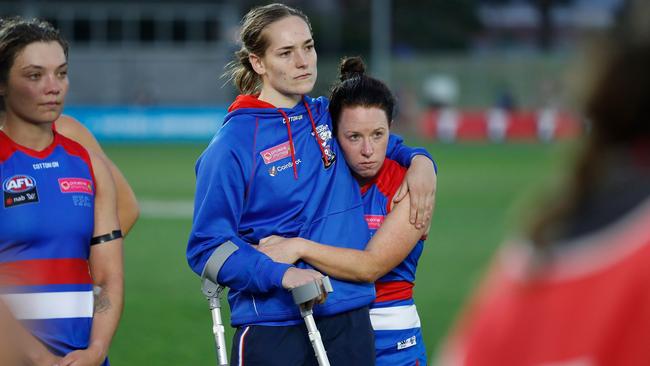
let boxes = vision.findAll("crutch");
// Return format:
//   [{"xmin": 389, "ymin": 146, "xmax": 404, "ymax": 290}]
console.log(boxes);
[
  {"xmin": 291, "ymin": 276, "xmax": 334, "ymax": 366},
  {"xmin": 200, "ymin": 241, "xmax": 238, "ymax": 366},
  {"xmin": 201, "ymin": 277, "xmax": 229, "ymax": 366}
]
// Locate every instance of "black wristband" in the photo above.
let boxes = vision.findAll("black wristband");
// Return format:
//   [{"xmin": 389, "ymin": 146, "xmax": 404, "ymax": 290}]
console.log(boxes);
[{"xmin": 90, "ymin": 230, "xmax": 123, "ymax": 245}]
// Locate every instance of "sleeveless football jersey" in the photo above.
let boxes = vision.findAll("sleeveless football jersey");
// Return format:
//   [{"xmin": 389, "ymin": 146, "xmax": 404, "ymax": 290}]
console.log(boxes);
[
  {"xmin": 0, "ymin": 129, "xmax": 97, "ymax": 358},
  {"xmin": 361, "ymin": 158, "xmax": 427, "ymax": 366}
]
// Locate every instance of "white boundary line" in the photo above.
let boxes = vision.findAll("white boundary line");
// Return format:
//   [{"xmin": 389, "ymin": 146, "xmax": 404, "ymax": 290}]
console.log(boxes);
[{"xmin": 139, "ymin": 199, "xmax": 194, "ymax": 219}]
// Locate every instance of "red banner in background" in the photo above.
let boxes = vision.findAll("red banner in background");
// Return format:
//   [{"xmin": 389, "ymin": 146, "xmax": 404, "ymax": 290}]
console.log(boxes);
[{"xmin": 420, "ymin": 108, "xmax": 582, "ymax": 142}]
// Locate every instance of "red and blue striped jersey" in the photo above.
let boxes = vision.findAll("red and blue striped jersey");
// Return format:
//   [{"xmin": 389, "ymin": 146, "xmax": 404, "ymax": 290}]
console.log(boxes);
[
  {"xmin": 361, "ymin": 158, "xmax": 424, "ymax": 309},
  {"xmin": 0, "ymin": 130, "xmax": 96, "ymax": 357}
]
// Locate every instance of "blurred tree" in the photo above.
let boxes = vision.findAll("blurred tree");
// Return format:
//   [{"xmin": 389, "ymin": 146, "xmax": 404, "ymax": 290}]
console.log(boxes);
[
  {"xmin": 338, "ymin": 0, "xmax": 481, "ymax": 54},
  {"xmin": 393, "ymin": 0, "xmax": 481, "ymax": 52},
  {"xmin": 229, "ymin": 1, "xmax": 481, "ymax": 54}
]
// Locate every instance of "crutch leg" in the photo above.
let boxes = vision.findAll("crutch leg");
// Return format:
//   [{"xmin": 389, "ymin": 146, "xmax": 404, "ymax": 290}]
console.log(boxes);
[
  {"xmin": 202, "ymin": 277, "xmax": 229, "ymax": 366},
  {"xmin": 291, "ymin": 277, "xmax": 334, "ymax": 366}
]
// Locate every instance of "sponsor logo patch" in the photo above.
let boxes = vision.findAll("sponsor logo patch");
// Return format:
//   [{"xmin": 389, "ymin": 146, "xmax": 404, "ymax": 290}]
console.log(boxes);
[
  {"xmin": 260, "ymin": 141, "xmax": 292, "ymax": 165},
  {"xmin": 59, "ymin": 178, "xmax": 94, "ymax": 195},
  {"xmin": 269, "ymin": 159, "xmax": 302, "ymax": 176},
  {"xmin": 364, "ymin": 215, "xmax": 385, "ymax": 230},
  {"xmin": 396, "ymin": 335, "xmax": 417, "ymax": 350},
  {"xmin": 3, "ymin": 175, "xmax": 39, "ymax": 208}
]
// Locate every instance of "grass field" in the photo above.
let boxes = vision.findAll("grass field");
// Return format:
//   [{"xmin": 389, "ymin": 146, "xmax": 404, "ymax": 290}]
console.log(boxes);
[{"xmin": 104, "ymin": 141, "xmax": 571, "ymax": 365}]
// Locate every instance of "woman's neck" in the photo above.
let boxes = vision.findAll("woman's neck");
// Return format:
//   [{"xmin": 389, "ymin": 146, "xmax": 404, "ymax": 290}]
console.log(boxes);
[
  {"xmin": 258, "ymin": 87, "xmax": 302, "ymax": 109},
  {"xmin": 353, "ymin": 171, "xmax": 374, "ymax": 188},
  {"xmin": 1, "ymin": 114, "xmax": 54, "ymax": 151}
]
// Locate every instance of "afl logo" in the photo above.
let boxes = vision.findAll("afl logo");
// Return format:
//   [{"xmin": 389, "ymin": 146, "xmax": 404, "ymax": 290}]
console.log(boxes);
[{"xmin": 3, "ymin": 175, "xmax": 36, "ymax": 193}]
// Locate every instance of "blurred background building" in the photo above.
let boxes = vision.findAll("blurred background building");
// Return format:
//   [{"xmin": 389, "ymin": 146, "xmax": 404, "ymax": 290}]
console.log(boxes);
[{"xmin": 0, "ymin": 0, "xmax": 624, "ymax": 140}]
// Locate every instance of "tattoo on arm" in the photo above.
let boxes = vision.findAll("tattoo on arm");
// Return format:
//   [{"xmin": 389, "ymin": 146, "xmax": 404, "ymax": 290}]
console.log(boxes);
[{"xmin": 93, "ymin": 286, "xmax": 112, "ymax": 314}]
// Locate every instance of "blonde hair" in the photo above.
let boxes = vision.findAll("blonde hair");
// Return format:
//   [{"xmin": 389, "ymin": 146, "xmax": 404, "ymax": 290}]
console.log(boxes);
[{"xmin": 223, "ymin": 3, "xmax": 311, "ymax": 94}]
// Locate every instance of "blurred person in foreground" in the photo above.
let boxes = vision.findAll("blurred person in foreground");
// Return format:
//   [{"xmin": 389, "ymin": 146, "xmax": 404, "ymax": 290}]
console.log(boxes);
[
  {"xmin": 0, "ymin": 17, "xmax": 123, "ymax": 365},
  {"xmin": 258, "ymin": 56, "xmax": 433, "ymax": 366},
  {"xmin": 438, "ymin": 1, "xmax": 650, "ymax": 365}
]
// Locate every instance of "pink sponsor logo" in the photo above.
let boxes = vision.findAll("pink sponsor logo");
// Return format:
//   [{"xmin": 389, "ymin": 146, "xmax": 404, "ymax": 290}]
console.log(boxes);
[
  {"xmin": 260, "ymin": 141, "xmax": 291, "ymax": 165},
  {"xmin": 58, "ymin": 178, "xmax": 94, "ymax": 195},
  {"xmin": 365, "ymin": 215, "xmax": 385, "ymax": 230}
]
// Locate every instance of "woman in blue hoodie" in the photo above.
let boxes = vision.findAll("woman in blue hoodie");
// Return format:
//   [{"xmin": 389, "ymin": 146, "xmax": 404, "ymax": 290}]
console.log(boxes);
[
  {"xmin": 259, "ymin": 57, "xmax": 431, "ymax": 366},
  {"xmin": 186, "ymin": 4, "xmax": 436, "ymax": 365}
]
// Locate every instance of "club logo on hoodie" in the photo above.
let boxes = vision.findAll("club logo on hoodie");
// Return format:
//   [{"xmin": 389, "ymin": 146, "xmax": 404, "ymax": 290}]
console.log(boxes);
[{"xmin": 313, "ymin": 124, "xmax": 336, "ymax": 168}]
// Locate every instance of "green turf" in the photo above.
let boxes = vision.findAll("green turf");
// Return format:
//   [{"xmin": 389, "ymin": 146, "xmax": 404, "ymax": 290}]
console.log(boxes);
[{"xmin": 104, "ymin": 141, "xmax": 571, "ymax": 364}]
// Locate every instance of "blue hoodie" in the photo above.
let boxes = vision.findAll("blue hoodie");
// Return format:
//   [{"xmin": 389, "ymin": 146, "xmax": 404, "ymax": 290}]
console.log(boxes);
[{"xmin": 187, "ymin": 94, "xmax": 432, "ymax": 326}]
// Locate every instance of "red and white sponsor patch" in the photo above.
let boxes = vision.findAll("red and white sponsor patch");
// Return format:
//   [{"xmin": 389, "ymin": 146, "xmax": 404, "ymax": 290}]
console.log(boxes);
[
  {"xmin": 365, "ymin": 215, "xmax": 385, "ymax": 230},
  {"xmin": 260, "ymin": 141, "xmax": 291, "ymax": 165},
  {"xmin": 58, "ymin": 178, "xmax": 93, "ymax": 194}
]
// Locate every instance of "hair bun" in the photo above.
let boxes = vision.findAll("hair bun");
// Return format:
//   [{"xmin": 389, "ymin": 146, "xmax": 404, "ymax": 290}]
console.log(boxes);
[{"xmin": 339, "ymin": 56, "xmax": 366, "ymax": 82}]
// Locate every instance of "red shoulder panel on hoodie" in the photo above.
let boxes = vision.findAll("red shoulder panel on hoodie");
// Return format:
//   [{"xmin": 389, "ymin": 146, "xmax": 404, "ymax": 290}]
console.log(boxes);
[{"xmin": 228, "ymin": 95, "xmax": 277, "ymax": 112}]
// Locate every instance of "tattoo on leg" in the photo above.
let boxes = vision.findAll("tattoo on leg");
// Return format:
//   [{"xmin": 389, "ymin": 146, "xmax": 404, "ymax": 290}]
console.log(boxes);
[{"xmin": 93, "ymin": 286, "xmax": 112, "ymax": 314}]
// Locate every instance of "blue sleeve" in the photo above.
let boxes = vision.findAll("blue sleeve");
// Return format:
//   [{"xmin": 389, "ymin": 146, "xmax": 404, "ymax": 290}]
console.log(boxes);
[
  {"xmin": 186, "ymin": 133, "xmax": 291, "ymax": 294},
  {"xmin": 386, "ymin": 133, "xmax": 437, "ymax": 173}
]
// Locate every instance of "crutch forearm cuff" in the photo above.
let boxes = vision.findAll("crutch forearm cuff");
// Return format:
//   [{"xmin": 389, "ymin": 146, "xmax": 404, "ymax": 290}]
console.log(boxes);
[{"xmin": 201, "ymin": 241, "xmax": 239, "ymax": 283}]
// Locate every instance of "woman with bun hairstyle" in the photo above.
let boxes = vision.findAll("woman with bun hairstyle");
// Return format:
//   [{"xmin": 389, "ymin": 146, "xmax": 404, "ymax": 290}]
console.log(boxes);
[
  {"xmin": 0, "ymin": 17, "xmax": 123, "ymax": 366},
  {"xmin": 186, "ymin": 3, "xmax": 436, "ymax": 366},
  {"xmin": 259, "ymin": 56, "xmax": 431, "ymax": 366}
]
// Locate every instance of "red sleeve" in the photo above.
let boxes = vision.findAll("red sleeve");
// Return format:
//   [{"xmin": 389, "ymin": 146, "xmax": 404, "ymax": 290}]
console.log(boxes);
[{"xmin": 375, "ymin": 158, "xmax": 407, "ymax": 213}]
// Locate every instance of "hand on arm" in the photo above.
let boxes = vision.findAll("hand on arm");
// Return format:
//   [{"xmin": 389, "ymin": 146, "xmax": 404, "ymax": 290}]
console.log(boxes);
[
  {"xmin": 55, "ymin": 116, "xmax": 139, "ymax": 235},
  {"xmin": 394, "ymin": 155, "xmax": 437, "ymax": 230},
  {"xmin": 259, "ymin": 193, "xmax": 428, "ymax": 283},
  {"xmin": 60, "ymin": 153, "xmax": 124, "ymax": 366},
  {"xmin": 385, "ymin": 134, "xmax": 437, "ymax": 230},
  {"xmin": 258, "ymin": 235, "xmax": 303, "ymax": 264},
  {"xmin": 257, "ymin": 236, "xmax": 327, "ymax": 303}
]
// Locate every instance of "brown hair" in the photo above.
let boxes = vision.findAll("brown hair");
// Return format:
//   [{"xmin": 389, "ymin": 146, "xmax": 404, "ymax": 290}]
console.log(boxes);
[
  {"xmin": 0, "ymin": 17, "xmax": 68, "ymax": 111},
  {"xmin": 329, "ymin": 56, "xmax": 396, "ymax": 136},
  {"xmin": 528, "ymin": 0, "xmax": 650, "ymax": 247},
  {"xmin": 223, "ymin": 3, "xmax": 311, "ymax": 95}
]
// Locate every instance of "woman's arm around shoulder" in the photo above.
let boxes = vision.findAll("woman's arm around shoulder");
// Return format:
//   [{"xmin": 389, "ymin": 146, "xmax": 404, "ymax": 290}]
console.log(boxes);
[{"xmin": 260, "ymin": 193, "xmax": 428, "ymax": 283}]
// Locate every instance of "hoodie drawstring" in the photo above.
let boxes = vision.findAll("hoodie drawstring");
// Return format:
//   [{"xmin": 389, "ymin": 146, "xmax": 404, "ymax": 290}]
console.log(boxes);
[
  {"xmin": 276, "ymin": 99, "xmax": 331, "ymax": 180},
  {"xmin": 277, "ymin": 109, "xmax": 299, "ymax": 180},
  {"xmin": 303, "ymin": 99, "xmax": 330, "ymax": 167}
]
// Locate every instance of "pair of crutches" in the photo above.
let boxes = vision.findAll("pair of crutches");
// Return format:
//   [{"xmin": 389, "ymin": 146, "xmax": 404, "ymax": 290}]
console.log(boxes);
[{"xmin": 201, "ymin": 276, "xmax": 333, "ymax": 366}]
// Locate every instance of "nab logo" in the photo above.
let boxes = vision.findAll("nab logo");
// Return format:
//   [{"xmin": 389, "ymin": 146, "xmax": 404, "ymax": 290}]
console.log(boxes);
[
  {"xmin": 3, "ymin": 174, "xmax": 39, "ymax": 208},
  {"xmin": 3, "ymin": 175, "xmax": 36, "ymax": 193}
]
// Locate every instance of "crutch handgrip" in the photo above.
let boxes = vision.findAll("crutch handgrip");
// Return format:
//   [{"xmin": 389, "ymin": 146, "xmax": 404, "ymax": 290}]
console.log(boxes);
[
  {"xmin": 290, "ymin": 277, "xmax": 333, "ymax": 366},
  {"xmin": 291, "ymin": 276, "xmax": 333, "ymax": 306}
]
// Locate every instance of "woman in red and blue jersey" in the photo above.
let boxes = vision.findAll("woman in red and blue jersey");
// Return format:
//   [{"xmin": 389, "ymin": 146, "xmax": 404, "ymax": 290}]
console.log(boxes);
[
  {"xmin": 259, "ymin": 56, "xmax": 434, "ymax": 366},
  {"xmin": 0, "ymin": 17, "xmax": 123, "ymax": 366}
]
